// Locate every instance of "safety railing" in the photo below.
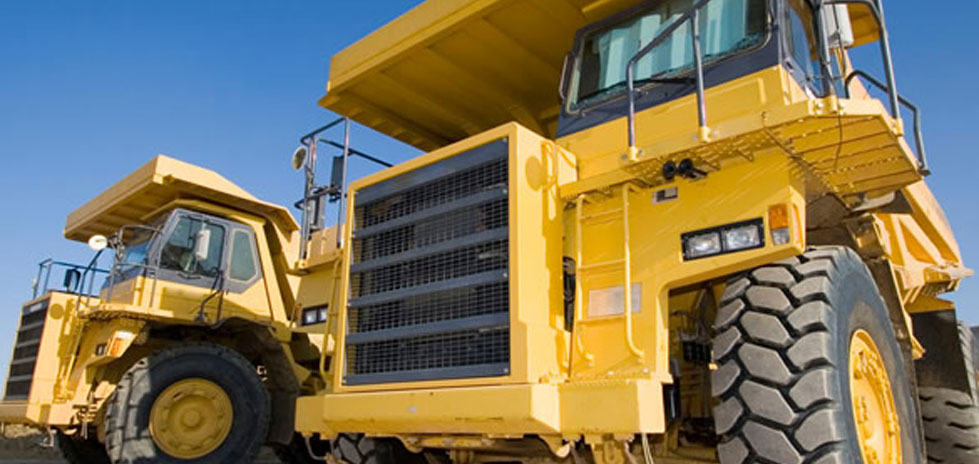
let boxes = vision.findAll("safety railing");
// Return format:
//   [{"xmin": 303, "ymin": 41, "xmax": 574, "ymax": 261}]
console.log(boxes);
[
  {"xmin": 625, "ymin": 0, "xmax": 715, "ymax": 158},
  {"xmin": 845, "ymin": 70, "xmax": 929, "ymax": 175},
  {"xmin": 32, "ymin": 259, "xmax": 109, "ymax": 299},
  {"xmin": 296, "ymin": 117, "xmax": 394, "ymax": 258},
  {"xmin": 624, "ymin": 0, "xmax": 925, "ymax": 174}
]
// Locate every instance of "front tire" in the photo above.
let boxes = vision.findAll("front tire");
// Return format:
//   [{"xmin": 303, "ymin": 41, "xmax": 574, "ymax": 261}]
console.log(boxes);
[
  {"xmin": 712, "ymin": 247, "xmax": 923, "ymax": 463},
  {"xmin": 919, "ymin": 322, "xmax": 979, "ymax": 463},
  {"xmin": 104, "ymin": 343, "xmax": 270, "ymax": 464}
]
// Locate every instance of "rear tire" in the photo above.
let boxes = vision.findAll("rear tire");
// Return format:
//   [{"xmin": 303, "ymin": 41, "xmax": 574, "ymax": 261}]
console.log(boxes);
[
  {"xmin": 919, "ymin": 322, "xmax": 979, "ymax": 463},
  {"xmin": 56, "ymin": 430, "xmax": 110, "ymax": 464},
  {"xmin": 711, "ymin": 246, "xmax": 924, "ymax": 463},
  {"xmin": 104, "ymin": 343, "xmax": 270, "ymax": 464},
  {"xmin": 333, "ymin": 433, "xmax": 426, "ymax": 464}
]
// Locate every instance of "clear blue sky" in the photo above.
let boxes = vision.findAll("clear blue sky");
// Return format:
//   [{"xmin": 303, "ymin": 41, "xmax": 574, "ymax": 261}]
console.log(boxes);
[{"xmin": 0, "ymin": 1, "xmax": 976, "ymax": 382}]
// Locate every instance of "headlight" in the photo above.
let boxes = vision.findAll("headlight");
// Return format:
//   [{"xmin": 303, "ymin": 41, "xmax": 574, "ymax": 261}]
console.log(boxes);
[
  {"xmin": 301, "ymin": 305, "xmax": 329, "ymax": 326},
  {"xmin": 683, "ymin": 231, "xmax": 722, "ymax": 259},
  {"xmin": 722, "ymin": 223, "xmax": 762, "ymax": 251},
  {"xmin": 682, "ymin": 219, "xmax": 764, "ymax": 260}
]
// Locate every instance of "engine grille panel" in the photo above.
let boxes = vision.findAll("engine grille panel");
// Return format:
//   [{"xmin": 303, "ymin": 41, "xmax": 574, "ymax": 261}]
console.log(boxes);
[
  {"xmin": 4, "ymin": 299, "xmax": 48, "ymax": 401},
  {"xmin": 346, "ymin": 140, "xmax": 510, "ymax": 385}
]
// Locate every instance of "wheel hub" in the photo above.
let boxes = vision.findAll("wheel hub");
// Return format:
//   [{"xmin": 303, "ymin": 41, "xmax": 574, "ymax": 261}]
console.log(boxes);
[
  {"xmin": 149, "ymin": 378, "xmax": 233, "ymax": 459},
  {"xmin": 849, "ymin": 329, "xmax": 902, "ymax": 464}
]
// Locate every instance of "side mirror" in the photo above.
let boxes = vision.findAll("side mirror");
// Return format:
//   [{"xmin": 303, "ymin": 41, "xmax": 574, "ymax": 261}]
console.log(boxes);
[
  {"xmin": 88, "ymin": 235, "xmax": 109, "ymax": 251},
  {"xmin": 822, "ymin": 4, "xmax": 854, "ymax": 49},
  {"xmin": 63, "ymin": 269, "xmax": 81, "ymax": 292},
  {"xmin": 194, "ymin": 228, "xmax": 211, "ymax": 262},
  {"xmin": 292, "ymin": 145, "xmax": 308, "ymax": 171}
]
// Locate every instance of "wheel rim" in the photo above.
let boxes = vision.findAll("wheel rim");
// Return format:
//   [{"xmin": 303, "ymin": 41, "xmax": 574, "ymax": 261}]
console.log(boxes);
[
  {"xmin": 149, "ymin": 378, "xmax": 234, "ymax": 459},
  {"xmin": 849, "ymin": 329, "xmax": 902, "ymax": 464}
]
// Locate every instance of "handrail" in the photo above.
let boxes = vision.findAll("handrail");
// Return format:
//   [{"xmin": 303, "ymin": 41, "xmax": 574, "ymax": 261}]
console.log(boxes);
[
  {"xmin": 297, "ymin": 117, "xmax": 351, "ymax": 257},
  {"xmin": 824, "ymin": 0, "xmax": 900, "ymax": 119},
  {"xmin": 33, "ymin": 259, "xmax": 110, "ymax": 299},
  {"xmin": 626, "ymin": 0, "xmax": 714, "ymax": 158},
  {"xmin": 625, "ymin": 0, "xmax": 906, "ymax": 167},
  {"xmin": 845, "ymin": 70, "xmax": 929, "ymax": 175}
]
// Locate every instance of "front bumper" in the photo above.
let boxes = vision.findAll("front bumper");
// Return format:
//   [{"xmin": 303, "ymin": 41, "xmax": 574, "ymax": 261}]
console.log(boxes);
[{"xmin": 295, "ymin": 378, "xmax": 667, "ymax": 438}]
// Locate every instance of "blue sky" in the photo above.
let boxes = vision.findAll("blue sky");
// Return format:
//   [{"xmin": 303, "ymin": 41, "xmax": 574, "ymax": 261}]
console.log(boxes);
[{"xmin": 0, "ymin": 0, "xmax": 977, "ymax": 382}]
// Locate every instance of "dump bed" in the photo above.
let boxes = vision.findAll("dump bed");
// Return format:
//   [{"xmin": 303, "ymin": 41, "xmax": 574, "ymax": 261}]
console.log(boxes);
[
  {"xmin": 321, "ymin": 0, "xmax": 882, "ymax": 152},
  {"xmin": 64, "ymin": 156, "xmax": 297, "ymax": 242},
  {"xmin": 321, "ymin": 0, "xmax": 648, "ymax": 151}
]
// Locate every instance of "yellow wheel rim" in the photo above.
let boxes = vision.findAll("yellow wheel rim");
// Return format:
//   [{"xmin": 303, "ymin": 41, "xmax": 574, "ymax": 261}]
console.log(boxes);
[
  {"xmin": 849, "ymin": 329, "xmax": 902, "ymax": 464},
  {"xmin": 149, "ymin": 378, "xmax": 234, "ymax": 459}
]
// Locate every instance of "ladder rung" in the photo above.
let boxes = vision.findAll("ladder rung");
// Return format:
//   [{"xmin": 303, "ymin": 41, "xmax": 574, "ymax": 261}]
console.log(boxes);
[
  {"xmin": 580, "ymin": 208, "xmax": 623, "ymax": 222},
  {"xmin": 579, "ymin": 259, "xmax": 625, "ymax": 272}
]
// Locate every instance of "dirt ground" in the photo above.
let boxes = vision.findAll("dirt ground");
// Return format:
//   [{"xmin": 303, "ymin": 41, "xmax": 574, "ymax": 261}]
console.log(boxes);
[{"xmin": 0, "ymin": 425, "xmax": 281, "ymax": 463}]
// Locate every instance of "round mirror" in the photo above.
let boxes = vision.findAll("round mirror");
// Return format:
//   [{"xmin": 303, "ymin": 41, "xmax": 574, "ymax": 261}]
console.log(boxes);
[
  {"xmin": 292, "ymin": 146, "xmax": 308, "ymax": 171},
  {"xmin": 88, "ymin": 235, "xmax": 109, "ymax": 251}
]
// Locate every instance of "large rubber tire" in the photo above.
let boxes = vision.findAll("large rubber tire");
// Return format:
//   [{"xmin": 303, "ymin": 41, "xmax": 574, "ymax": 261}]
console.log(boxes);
[
  {"xmin": 333, "ymin": 433, "xmax": 426, "ymax": 464},
  {"xmin": 104, "ymin": 343, "xmax": 270, "ymax": 464},
  {"xmin": 274, "ymin": 432, "xmax": 332, "ymax": 464},
  {"xmin": 918, "ymin": 322, "xmax": 979, "ymax": 463},
  {"xmin": 56, "ymin": 430, "xmax": 110, "ymax": 464},
  {"xmin": 711, "ymin": 246, "xmax": 924, "ymax": 463}
]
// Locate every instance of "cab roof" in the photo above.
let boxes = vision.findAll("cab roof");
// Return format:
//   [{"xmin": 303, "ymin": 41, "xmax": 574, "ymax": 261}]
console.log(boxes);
[
  {"xmin": 320, "ymin": 0, "xmax": 646, "ymax": 151},
  {"xmin": 321, "ymin": 0, "xmax": 883, "ymax": 151},
  {"xmin": 64, "ymin": 156, "xmax": 298, "ymax": 242}
]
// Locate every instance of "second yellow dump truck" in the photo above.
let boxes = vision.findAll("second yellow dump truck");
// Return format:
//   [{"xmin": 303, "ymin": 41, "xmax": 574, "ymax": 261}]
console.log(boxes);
[{"xmin": 1, "ymin": 1, "xmax": 976, "ymax": 463}]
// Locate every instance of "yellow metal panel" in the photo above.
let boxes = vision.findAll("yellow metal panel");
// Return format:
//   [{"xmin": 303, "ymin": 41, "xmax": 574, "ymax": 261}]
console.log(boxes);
[
  {"xmin": 569, "ymin": 153, "xmax": 806, "ymax": 380},
  {"xmin": 64, "ymin": 155, "xmax": 298, "ymax": 243},
  {"xmin": 847, "ymin": 4, "xmax": 882, "ymax": 49},
  {"xmin": 297, "ymin": 379, "xmax": 664, "ymax": 437},
  {"xmin": 322, "ymin": 0, "xmax": 644, "ymax": 150},
  {"xmin": 318, "ymin": 384, "xmax": 561, "ymax": 436}
]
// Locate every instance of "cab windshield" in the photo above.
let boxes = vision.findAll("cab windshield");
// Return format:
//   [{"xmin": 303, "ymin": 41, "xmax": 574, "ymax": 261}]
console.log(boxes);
[{"xmin": 569, "ymin": 0, "xmax": 768, "ymax": 111}]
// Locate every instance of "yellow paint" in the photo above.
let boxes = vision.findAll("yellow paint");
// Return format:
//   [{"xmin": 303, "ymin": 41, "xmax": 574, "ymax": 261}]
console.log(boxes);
[
  {"xmin": 149, "ymin": 378, "xmax": 234, "ymax": 459},
  {"xmin": 849, "ymin": 329, "xmax": 901, "ymax": 464},
  {"xmin": 1, "ymin": 2, "xmax": 970, "ymax": 461}
]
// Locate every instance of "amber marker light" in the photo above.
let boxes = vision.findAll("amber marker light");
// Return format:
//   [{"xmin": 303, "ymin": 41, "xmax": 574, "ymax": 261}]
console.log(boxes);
[{"xmin": 769, "ymin": 204, "xmax": 792, "ymax": 246}]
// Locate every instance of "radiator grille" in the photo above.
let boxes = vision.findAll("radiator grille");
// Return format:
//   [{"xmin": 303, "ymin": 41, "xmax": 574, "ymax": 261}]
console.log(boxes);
[
  {"xmin": 4, "ymin": 299, "xmax": 48, "ymax": 401},
  {"xmin": 345, "ymin": 140, "xmax": 510, "ymax": 385}
]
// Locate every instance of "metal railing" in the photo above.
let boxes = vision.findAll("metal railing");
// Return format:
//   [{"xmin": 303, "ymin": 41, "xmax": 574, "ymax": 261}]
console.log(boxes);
[
  {"xmin": 626, "ymin": 0, "xmax": 715, "ymax": 157},
  {"xmin": 624, "ymin": 0, "xmax": 921, "ymax": 173},
  {"xmin": 32, "ymin": 259, "xmax": 109, "ymax": 299},
  {"xmin": 845, "ymin": 70, "xmax": 929, "ymax": 175},
  {"xmin": 298, "ymin": 117, "xmax": 350, "ymax": 257},
  {"xmin": 296, "ymin": 117, "xmax": 394, "ymax": 258}
]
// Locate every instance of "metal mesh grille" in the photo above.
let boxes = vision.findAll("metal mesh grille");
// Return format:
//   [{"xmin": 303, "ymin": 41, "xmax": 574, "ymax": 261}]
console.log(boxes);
[
  {"xmin": 351, "ymin": 240, "xmax": 507, "ymax": 298},
  {"xmin": 349, "ymin": 282, "xmax": 508, "ymax": 334},
  {"xmin": 354, "ymin": 199, "xmax": 508, "ymax": 263},
  {"xmin": 356, "ymin": 158, "xmax": 507, "ymax": 229},
  {"xmin": 347, "ymin": 328, "xmax": 509, "ymax": 376},
  {"xmin": 345, "ymin": 141, "xmax": 510, "ymax": 385},
  {"xmin": 4, "ymin": 301, "xmax": 47, "ymax": 401}
]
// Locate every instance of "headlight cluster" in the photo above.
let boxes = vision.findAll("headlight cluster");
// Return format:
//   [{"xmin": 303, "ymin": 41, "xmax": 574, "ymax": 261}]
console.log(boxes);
[
  {"xmin": 682, "ymin": 219, "xmax": 765, "ymax": 260},
  {"xmin": 301, "ymin": 305, "xmax": 329, "ymax": 326}
]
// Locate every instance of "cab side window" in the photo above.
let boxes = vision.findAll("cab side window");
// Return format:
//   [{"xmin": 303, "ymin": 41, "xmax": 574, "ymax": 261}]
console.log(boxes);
[
  {"xmin": 159, "ymin": 217, "xmax": 225, "ymax": 277},
  {"xmin": 228, "ymin": 229, "xmax": 259, "ymax": 282},
  {"xmin": 784, "ymin": 0, "xmax": 823, "ymax": 94}
]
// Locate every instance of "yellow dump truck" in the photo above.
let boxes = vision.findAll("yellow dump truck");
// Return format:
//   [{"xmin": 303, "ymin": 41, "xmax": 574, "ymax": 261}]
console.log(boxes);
[{"xmin": 1, "ymin": 0, "xmax": 975, "ymax": 463}]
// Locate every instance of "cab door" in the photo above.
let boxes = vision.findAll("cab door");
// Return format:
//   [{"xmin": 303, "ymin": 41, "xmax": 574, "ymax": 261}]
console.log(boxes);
[{"xmin": 153, "ymin": 211, "xmax": 270, "ymax": 322}]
